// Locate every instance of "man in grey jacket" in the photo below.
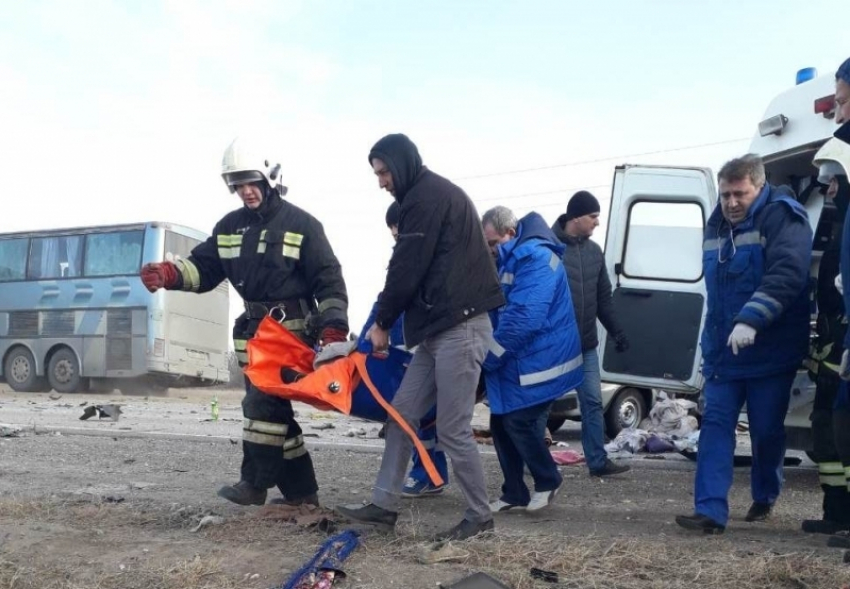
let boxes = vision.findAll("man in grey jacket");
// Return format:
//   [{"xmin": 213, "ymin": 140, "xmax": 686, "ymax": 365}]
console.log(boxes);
[{"xmin": 552, "ymin": 190, "xmax": 630, "ymax": 476}]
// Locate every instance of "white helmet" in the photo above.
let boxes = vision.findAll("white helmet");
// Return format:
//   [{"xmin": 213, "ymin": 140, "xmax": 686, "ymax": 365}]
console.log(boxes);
[
  {"xmin": 813, "ymin": 137, "xmax": 850, "ymax": 184},
  {"xmin": 221, "ymin": 137, "xmax": 287, "ymax": 195}
]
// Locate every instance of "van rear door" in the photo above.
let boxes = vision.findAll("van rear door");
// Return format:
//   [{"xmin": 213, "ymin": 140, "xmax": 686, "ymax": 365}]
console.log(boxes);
[{"xmin": 598, "ymin": 165, "xmax": 716, "ymax": 395}]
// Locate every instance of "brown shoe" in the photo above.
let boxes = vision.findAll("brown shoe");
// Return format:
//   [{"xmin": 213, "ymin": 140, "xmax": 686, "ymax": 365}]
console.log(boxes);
[{"xmin": 217, "ymin": 481, "xmax": 267, "ymax": 506}]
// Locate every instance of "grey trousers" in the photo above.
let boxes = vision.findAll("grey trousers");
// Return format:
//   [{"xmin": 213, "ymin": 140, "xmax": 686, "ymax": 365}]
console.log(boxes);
[{"xmin": 372, "ymin": 313, "xmax": 492, "ymax": 523}]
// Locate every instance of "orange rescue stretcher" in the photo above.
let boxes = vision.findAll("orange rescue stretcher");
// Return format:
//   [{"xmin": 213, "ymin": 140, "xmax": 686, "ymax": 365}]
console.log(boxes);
[{"xmin": 244, "ymin": 316, "xmax": 443, "ymax": 486}]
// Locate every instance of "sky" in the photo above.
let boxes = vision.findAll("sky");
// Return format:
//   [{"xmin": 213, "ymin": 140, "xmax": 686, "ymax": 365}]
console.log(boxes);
[{"xmin": 0, "ymin": 0, "xmax": 847, "ymax": 335}]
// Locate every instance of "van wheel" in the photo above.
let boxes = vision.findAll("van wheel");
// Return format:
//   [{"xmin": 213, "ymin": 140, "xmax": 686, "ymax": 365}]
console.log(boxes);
[
  {"xmin": 47, "ymin": 348, "xmax": 83, "ymax": 394},
  {"xmin": 4, "ymin": 347, "xmax": 49, "ymax": 392},
  {"xmin": 546, "ymin": 416, "xmax": 567, "ymax": 433},
  {"xmin": 605, "ymin": 387, "xmax": 647, "ymax": 438}
]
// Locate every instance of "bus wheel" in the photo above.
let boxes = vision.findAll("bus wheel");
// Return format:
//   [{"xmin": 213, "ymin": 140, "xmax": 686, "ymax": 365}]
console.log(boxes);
[
  {"xmin": 48, "ymin": 348, "xmax": 82, "ymax": 394},
  {"xmin": 4, "ymin": 346, "xmax": 48, "ymax": 392}
]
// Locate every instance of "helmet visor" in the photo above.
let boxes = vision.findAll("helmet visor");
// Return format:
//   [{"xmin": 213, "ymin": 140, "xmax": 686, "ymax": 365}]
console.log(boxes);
[
  {"xmin": 818, "ymin": 161, "xmax": 847, "ymax": 185},
  {"xmin": 223, "ymin": 170, "xmax": 265, "ymax": 192}
]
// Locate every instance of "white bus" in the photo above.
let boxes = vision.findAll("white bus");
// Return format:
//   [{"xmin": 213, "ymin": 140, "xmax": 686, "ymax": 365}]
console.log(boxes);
[{"xmin": 0, "ymin": 221, "xmax": 230, "ymax": 394}]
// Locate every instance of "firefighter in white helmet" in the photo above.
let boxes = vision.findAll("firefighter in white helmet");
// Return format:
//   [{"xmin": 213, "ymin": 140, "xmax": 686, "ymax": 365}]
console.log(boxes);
[
  {"xmin": 140, "ymin": 137, "xmax": 349, "ymax": 506},
  {"xmin": 802, "ymin": 137, "xmax": 850, "ymax": 537}
]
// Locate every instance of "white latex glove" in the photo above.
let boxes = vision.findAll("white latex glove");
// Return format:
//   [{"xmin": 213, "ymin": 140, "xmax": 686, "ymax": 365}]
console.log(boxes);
[
  {"xmin": 836, "ymin": 273, "xmax": 844, "ymax": 296},
  {"xmin": 727, "ymin": 323, "xmax": 757, "ymax": 356},
  {"xmin": 840, "ymin": 349, "xmax": 850, "ymax": 382},
  {"xmin": 313, "ymin": 340, "xmax": 357, "ymax": 370}
]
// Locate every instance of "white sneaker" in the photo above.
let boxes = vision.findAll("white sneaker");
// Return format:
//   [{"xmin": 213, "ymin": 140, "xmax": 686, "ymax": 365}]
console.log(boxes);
[
  {"xmin": 526, "ymin": 483, "xmax": 562, "ymax": 512},
  {"xmin": 489, "ymin": 499, "xmax": 526, "ymax": 513}
]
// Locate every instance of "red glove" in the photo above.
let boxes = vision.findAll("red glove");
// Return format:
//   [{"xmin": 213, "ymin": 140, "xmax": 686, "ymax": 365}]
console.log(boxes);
[
  {"xmin": 319, "ymin": 327, "xmax": 348, "ymax": 346},
  {"xmin": 140, "ymin": 262, "xmax": 179, "ymax": 293}
]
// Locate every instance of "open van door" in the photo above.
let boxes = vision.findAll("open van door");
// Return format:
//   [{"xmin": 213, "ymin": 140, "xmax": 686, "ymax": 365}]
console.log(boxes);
[{"xmin": 598, "ymin": 165, "xmax": 716, "ymax": 396}]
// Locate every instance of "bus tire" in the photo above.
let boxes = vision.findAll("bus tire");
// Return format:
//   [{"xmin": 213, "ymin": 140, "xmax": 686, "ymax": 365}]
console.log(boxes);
[
  {"xmin": 47, "ymin": 348, "xmax": 83, "ymax": 394},
  {"xmin": 4, "ymin": 346, "xmax": 47, "ymax": 392}
]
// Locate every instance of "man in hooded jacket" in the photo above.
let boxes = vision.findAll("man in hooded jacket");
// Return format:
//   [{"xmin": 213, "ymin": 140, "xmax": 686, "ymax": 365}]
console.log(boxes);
[{"xmin": 335, "ymin": 134, "xmax": 505, "ymax": 541}]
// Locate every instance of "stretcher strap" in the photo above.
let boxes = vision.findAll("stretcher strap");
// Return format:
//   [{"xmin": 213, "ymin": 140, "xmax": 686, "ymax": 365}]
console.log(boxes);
[{"xmin": 351, "ymin": 352, "xmax": 444, "ymax": 487}]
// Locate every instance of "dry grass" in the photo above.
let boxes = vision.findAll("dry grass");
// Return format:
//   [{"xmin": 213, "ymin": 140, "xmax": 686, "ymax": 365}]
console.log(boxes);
[
  {"xmin": 0, "ymin": 555, "xmax": 238, "ymax": 589},
  {"xmin": 367, "ymin": 530, "xmax": 849, "ymax": 589}
]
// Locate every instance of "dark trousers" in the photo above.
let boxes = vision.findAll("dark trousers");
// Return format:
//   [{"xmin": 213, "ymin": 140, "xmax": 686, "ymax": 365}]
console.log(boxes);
[
  {"xmin": 240, "ymin": 378, "xmax": 318, "ymax": 500},
  {"xmin": 491, "ymin": 400, "xmax": 562, "ymax": 506}
]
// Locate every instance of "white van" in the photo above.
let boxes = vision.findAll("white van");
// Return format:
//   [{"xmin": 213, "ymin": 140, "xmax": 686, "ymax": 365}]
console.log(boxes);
[{"xmin": 582, "ymin": 68, "xmax": 841, "ymax": 454}]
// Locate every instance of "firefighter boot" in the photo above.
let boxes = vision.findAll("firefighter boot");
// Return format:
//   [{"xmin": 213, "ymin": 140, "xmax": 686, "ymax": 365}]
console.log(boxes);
[
  {"xmin": 802, "ymin": 486, "xmax": 850, "ymax": 535},
  {"xmin": 217, "ymin": 481, "xmax": 267, "ymax": 506}
]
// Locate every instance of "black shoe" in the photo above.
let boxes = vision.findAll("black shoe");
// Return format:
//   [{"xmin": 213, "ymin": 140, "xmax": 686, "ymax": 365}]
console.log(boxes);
[
  {"xmin": 334, "ymin": 503, "xmax": 398, "ymax": 531},
  {"xmin": 430, "ymin": 518, "xmax": 494, "ymax": 542},
  {"xmin": 217, "ymin": 481, "xmax": 267, "ymax": 506},
  {"xmin": 675, "ymin": 513, "xmax": 725, "ymax": 535},
  {"xmin": 589, "ymin": 459, "xmax": 631, "ymax": 477},
  {"xmin": 801, "ymin": 518, "xmax": 850, "ymax": 535},
  {"xmin": 744, "ymin": 502, "xmax": 772, "ymax": 522},
  {"xmin": 828, "ymin": 532, "xmax": 850, "ymax": 549},
  {"xmin": 270, "ymin": 493, "xmax": 320, "ymax": 507}
]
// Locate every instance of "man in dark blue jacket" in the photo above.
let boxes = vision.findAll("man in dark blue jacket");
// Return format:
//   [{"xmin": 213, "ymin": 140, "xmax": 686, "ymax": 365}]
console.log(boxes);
[
  {"xmin": 481, "ymin": 206, "xmax": 583, "ymax": 513},
  {"xmin": 676, "ymin": 154, "xmax": 812, "ymax": 534}
]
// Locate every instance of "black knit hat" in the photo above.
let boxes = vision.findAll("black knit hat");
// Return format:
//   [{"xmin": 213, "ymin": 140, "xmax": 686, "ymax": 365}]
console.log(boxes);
[{"xmin": 566, "ymin": 190, "xmax": 600, "ymax": 221}]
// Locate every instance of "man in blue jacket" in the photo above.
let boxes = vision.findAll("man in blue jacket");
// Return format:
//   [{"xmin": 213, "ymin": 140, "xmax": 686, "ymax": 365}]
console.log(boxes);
[
  {"xmin": 676, "ymin": 154, "xmax": 813, "ymax": 534},
  {"xmin": 481, "ymin": 206, "xmax": 583, "ymax": 513}
]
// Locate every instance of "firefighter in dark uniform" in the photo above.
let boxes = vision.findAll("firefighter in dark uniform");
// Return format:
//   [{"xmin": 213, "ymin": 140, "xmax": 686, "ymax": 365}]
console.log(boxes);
[
  {"xmin": 140, "ymin": 138, "xmax": 349, "ymax": 506},
  {"xmin": 802, "ymin": 137, "xmax": 850, "ymax": 535}
]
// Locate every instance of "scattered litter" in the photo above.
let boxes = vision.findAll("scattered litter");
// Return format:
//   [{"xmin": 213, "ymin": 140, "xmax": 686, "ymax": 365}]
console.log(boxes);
[
  {"xmin": 345, "ymin": 427, "xmax": 367, "ymax": 437},
  {"xmin": 255, "ymin": 503, "xmax": 335, "ymax": 528},
  {"xmin": 279, "ymin": 529, "xmax": 359, "ymax": 589},
  {"xmin": 190, "ymin": 515, "xmax": 225, "ymax": 532},
  {"xmin": 311, "ymin": 422, "xmax": 335, "ymax": 431},
  {"xmin": 550, "ymin": 449, "xmax": 585, "ymax": 465},
  {"xmin": 416, "ymin": 541, "xmax": 470, "ymax": 565},
  {"xmin": 645, "ymin": 434, "xmax": 676, "ymax": 454},
  {"xmin": 79, "ymin": 401, "xmax": 88, "ymax": 406},
  {"xmin": 48, "ymin": 393, "xmax": 62, "ymax": 400},
  {"xmin": 0, "ymin": 424, "xmax": 22, "ymax": 438},
  {"xmin": 555, "ymin": 441, "xmax": 570, "ymax": 448},
  {"xmin": 104, "ymin": 495, "xmax": 125, "ymax": 503},
  {"xmin": 438, "ymin": 571, "xmax": 510, "ymax": 589},
  {"xmin": 79, "ymin": 404, "xmax": 123, "ymax": 421},
  {"xmin": 310, "ymin": 413, "xmax": 336, "ymax": 420},
  {"xmin": 530, "ymin": 567, "xmax": 559, "ymax": 583}
]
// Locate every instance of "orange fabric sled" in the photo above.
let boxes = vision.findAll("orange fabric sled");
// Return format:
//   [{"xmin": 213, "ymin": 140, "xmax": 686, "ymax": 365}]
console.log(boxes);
[{"xmin": 245, "ymin": 317, "xmax": 444, "ymax": 487}]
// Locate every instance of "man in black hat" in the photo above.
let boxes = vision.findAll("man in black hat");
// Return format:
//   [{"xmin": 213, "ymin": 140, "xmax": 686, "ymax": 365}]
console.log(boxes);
[{"xmin": 552, "ymin": 190, "xmax": 630, "ymax": 477}]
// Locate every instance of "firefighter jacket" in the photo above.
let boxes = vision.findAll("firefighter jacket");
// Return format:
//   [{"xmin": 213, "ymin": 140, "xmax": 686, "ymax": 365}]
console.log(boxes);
[{"xmin": 173, "ymin": 193, "xmax": 348, "ymax": 363}]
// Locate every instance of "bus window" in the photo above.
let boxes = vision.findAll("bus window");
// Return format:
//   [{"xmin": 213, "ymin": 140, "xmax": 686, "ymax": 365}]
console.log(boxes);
[
  {"xmin": 84, "ymin": 230, "xmax": 144, "ymax": 276},
  {"xmin": 0, "ymin": 238, "xmax": 29, "ymax": 281},
  {"xmin": 27, "ymin": 235, "xmax": 83, "ymax": 279},
  {"xmin": 164, "ymin": 230, "xmax": 201, "ymax": 261}
]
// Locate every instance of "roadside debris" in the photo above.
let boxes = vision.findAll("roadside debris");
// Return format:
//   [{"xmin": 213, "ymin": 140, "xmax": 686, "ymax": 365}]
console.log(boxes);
[
  {"xmin": 79, "ymin": 404, "xmax": 123, "ymax": 421},
  {"xmin": 279, "ymin": 529, "xmax": 359, "ymax": 589},
  {"xmin": 416, "ymin": 541, "xmax": 470, "ymax": 565},
  {"xmin": 529, "ymin": 567, "xmax": 559, "ymax": 583},
  {"xmin": 190, "ymin": 515, "xmax": 225, "ymax": 533},
  {"xmin": 551, "ymin": 449, "xmax": 585, "ymax": 466},
  {"xmin": 0, "ymin": 424, "xmax": 22, "ymax": 437},
  {"xmin": 48, "ymin": 393, "xmax": 62, "ymax": 400},
  {"xmin": 311, "ymin": 422, "xmax": 335, "ymax": 431},
  {"xmin": 345, "ymin": 427, "xmax": 367, "ymax": 437}
]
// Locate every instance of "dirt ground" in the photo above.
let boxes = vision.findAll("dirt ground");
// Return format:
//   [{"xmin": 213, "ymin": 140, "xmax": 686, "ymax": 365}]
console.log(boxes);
[{"xmin": 1, "ymin": 385, "xmax": 849, "ymax": 589}]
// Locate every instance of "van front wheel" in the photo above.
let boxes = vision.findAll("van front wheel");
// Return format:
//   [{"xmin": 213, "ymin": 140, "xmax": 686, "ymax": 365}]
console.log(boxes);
[{"xmin": 605, "ymin": 387, "xmax": 647, "ymax": 438}]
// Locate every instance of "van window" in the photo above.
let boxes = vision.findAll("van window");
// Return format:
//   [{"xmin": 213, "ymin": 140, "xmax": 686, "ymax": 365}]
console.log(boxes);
[
  {"xmin": 164, "ymin": 231, "xmax": 201, "ymax": 261},
  {"xmin": 623, "ymin": 201, "xmax": 704, "ymax": 282},
  {"xmin": 0, "ymin": 238, "xmax": 29, "ymax": 281},
  {"xmin": 27, "ymin": 235, "xmax": 84, "ymax": 279}
]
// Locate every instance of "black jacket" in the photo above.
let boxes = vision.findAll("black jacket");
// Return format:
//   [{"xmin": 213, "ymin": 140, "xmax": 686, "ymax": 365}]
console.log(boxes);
[
  {"xmin": 371, "ymin": 135, "xmax": 504, "ymax": 347},
  {"xmin": 552, "ymin": 216, "xmax": 623, "ymax": 351},
  {"xmin": 176, "ymin": 192, "xmax": 348, "ymax": 345}
]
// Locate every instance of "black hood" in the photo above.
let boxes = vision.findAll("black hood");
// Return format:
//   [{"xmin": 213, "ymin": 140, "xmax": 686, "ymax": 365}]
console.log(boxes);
[
  {"xmin": 368, "ymin": 134, "xmax": 422, "ymax": 201},
  {"xmin": 248, "ymin": 183, "xmax": 283, "ymax": 221}
]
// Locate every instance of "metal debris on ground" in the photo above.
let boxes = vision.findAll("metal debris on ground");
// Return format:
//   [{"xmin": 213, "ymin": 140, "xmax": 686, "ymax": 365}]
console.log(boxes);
[{"xmin": 79, "ymin": 404, "xmax": 123, "ymax": 421}]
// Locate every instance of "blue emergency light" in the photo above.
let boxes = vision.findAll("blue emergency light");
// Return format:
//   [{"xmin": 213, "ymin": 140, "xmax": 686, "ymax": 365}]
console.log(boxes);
[{"xmin": 796, "ymin": 67, "xmax": 817, "ymax": 85}]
